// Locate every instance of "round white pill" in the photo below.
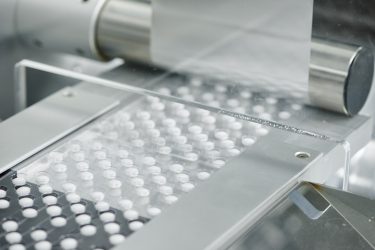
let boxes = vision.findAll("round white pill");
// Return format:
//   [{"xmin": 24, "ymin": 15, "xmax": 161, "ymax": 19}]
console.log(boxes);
[
  {"xmin": 152, "ymin": 175, "xmax": 167, "ymax": 185},
  {"xmin": 95, "ymin": 201, "xmax": 110, "ymax": 212},
  {"xmin": 62, "ymin": 183, "xmax": 76, "ymax": 193},
  {"xmin": 259, "ymin": 113, "xmax": 272, "ymax": 121},
  {"xmin": 185, "ymin": 152, "xmax": 198, "ymax": 161},
  {"xmin": 5, "ymin": 231, "xmax": 22, "ymax": 244},
  {"xmin": 159, "ymin": 146, "xmax": 172, "ymax": 155},
  {"xmin": 167, "ymin": 127, "xmax": 181, "ymax": 136},
  {"xmin": 136, "ymin": 111, "xmax": 151, "ymax": 120},
  {"xmin": 181, "ymin": 183, "xmax": 195, "ymax": 192},
  {"xmin": 227, "ymin": 99, "xmax": 240, "ymax": 108},
  {"xmin": 159, "ymin": 186, "xmax": 173, "ymax": 195},
  {"xmin": 30, "ymin": 229, "xmax": 47, "ymax": 241},
  {"xmin": 228, "ymin": 148, "xmax": 241, "ymax": 156},
  {"xmin": 108, "ymin": 179, "xmax": 122, "ymax": 189},
  {"xmin": 146, "ymin": 128, "xmax": 160, "ymax": 138},
  {"xmin": 162, "ymin": 118, "xmax": 176, "ymax": 127},
  {"xmin": 46, "ymin": 205, "xmax": 62, "ymax": 216},
  {"xmin": 80, "ymin": 224, "xmax": 97, "ymax": 236},
  {"xmin": 212, "ymin": 159, "xmax": 226, "ymax": 168},
  {"xmin": 188, "ymin": 125, "xmax": 202, "ymax": 134},
  {"xmin": 103, "ymin": 169, "xmax": 117, "ymax": 179},
  {"xmin": 98, "ymin": 160, "xmax": 111, "ymax": 169},
  {"xmin": 34, "ymin": 241, "xmax": 52, "ymax": 250},
  {"xmin": 12, "ymin": 177, "xmax": 26, "ymax": 186},
  {"xmin": 169, "ymin": 164, "xmax": 184, "ymax": 173},
  {"xmin": 242, "ymin": 137, "xmax": 256, "ymax": 146},
  {"xmin": 124, "ymin": 168, "xmax": 139, "ymax": 177},
  {"xmin": 265, "ymin": 97, "xmax": 277, "ymax": 104},
  {"xmin": 109, "ymin": 234, "xmax": 125, "ymax": 245},
  {"xmin": 22, "ymin": 207, "xmax": 38, "ymax": 218},
  {"xmin": 123, "ymin": 210, "xmax": 139, "ymax": 221},
  {"xmin": 117, "ymin": 150, "xmax": 129, "ymax": 158},
  {"xmin": 53, "ymin": 164, "xmax": 67, "ymax": 173},
  {"xmin": 147, "ymin": 166, "xmax": 161, "ymax": 175},
  {"xmin": 80, "ymin": 171, "xmax": 94, "ymax": 181},
  {"xmin": 142, "ymin": 120, "xmax": 156, "ymax": 129},
  {"xmin": 230, "ymin": 122, "xmax": 243, "ymax": 130},
  {"xmin": 0, "ymin": 188, "xmax": 6, "ymax": 198},
  {"xmin": 43, "ymin": 195, "xmax": 57, "ymax": 205},
  {"xmin": 202, "ymin": 115, "xmax": 216, "ymax": 124},
  {"xmin": 36, "ymin": 175, "xmax": 50, "ymax": 185},
  {"xmin": 19, "ymin": 197, "xmax": 34, "ymax": 207},
  {"xmin": 164, "ymin": 195, "xmax": 178, "ymax": 205},
  {"xmin": 253, "ymin": 105, "xmax": 265, "ymax": 113},
  {"xmin": 66, "ymin": 193, "xmax": 80, "ymax": 203},
  {"xmin": 9, "ymin": 244, "xmax": 26, "ymax": 250},
  {"xmin": 60, "ymin": 238, "xmax": 78, "ymax": 250},
  {"xmin": 292, "ymin": 103, "xmax": 303, "ymax": 110},
  {"xmin": 147, "ymin": 207, "xmax": 161, "ymax": 217},
  {"xmin": 76, "ymin": 162, "xmax": 89, "ymax": 171},
  {"xmin": 71, "ymin": 203, "xmax": 86, "ymax": 214},
  {"xmin": 75, "ymin": 213, "xmax": 91, "ymax": 225},
  {"xmin": 176, "ymin": 174, "xmax": 189, "ymax": 183},
  {"xmin": 201, "ymin": 141, "xmax": 215, "ymax": 151},
  {"xmin": 51, "ymin": 217, "xmax": 67, "ymax": 227},
  {"xmin": 90, "ymin": 192, "xmax": 105, "ymax": 202},
  {"xmin": 16, "ymin": 186, "xmax": 31, "ymax": 196},
  {"xmin": 121, "ymin": 159, "xmax": 134, "ymax": 167},
  {"xmin": 256, "ymin": 127, "xmax": 269, "ymax": 136},
  {"xmin": 2, "ymin": 220, "xmax": 18, "ymax": 232},
  {"xmin": 202, "ymin": 92, "xmax": 214, "ymax": 101},
  {"xmin": 94, "ymin": 151, "xmax": 106, "ymax": 160},
  {"xmin": 100, "ymin": 212, "xmax": 116, "ymax": 223},
  {"xmin": 214, "ymin": 131, "xmax": 229, "ymax": 140},
  {"xmin": 118, "ymin": 199, "xmax": 133, "ymax": 210},
  {"xmin": 49, "ymin": 152, "xmax": 63, "ymax": 163},
  {"xmin": 220, "ymin": 140, "xmax": 235, "ymax": 149},
  {"xmin": 130, "ymin": 178, "xmax": 144, "ymax": 187},
  {"xmin": 122, "ymin": 121, "xmax": 135, "ymax": 130},
  {"xmin": 104, "ymin": 222, "xmax": 120, "ymax": 234},
  {"xmin": 278, "ymin": 111, "xmax": 291, "ymax": 120},
  {"xmin": 197, "ymin": 172, "xmax": 211, "ymax": 180},
  {"xmin": 39, "ymin": 185, "xmax": 53, "ymax": 194},
  {"xmin": 143, "ymin": 157, "xmax": 156, "ymax": 166},
  {"xmin": 240, "ymin": 91, "xmax": 252, "ymax": 99},
  {"xmin": 131, "ymin": 139, "xmax": 144, "ymax": 148},
  {"xmin": 129, "ymin": 221, "xmax": 144, "ymax": 231},
  {"xmin": 136, "ymin": 188, "xmax": 150, "ymax": 197},
  {"xmin": 151, "ymin": 102, "xmax": 165, "ymax": 111}
]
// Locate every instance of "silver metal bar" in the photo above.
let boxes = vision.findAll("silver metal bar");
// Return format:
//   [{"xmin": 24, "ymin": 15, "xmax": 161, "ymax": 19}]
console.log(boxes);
[
  {"xmin": 96, "ymin": 0, "xmax": 373, "ymax": 115},
  {"xmin": 309, "ymin": 39, "xmax": 374, "ymax": 115},
  {"xmin": 97, "ymin": 0, "xmax": 151, "ymax": 62}
]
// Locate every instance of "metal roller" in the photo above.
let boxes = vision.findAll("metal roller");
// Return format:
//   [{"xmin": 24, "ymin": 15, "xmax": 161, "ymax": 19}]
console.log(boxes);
[
  {"xmin": 11, "ymin": 0, "xmax": 375, "ymax": 116},
  {"xmin": 96, "ymin": 0, "xmax": 374, "ymax": 115}
]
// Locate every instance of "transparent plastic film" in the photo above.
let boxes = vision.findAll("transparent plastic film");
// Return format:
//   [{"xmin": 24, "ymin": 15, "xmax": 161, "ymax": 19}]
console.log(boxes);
[
  {"xmin": 151, "ymin": 0, "xmax": 313, "ymax": 102},
  {"xmin": 0, "ymin": 60, "xmax": 351, "ymax": 249}
]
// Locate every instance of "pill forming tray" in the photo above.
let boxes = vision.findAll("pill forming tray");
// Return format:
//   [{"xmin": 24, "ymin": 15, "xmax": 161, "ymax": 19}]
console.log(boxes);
[{"xmin": 0, "ymin": 64, "xmax": 372, "ymax": 250}]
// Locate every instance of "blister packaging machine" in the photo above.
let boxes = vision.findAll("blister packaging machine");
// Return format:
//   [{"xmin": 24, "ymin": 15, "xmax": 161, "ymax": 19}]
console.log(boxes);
[{"xmin": 0, "ymin": 0, "xmax": 375, "ymax": 250}]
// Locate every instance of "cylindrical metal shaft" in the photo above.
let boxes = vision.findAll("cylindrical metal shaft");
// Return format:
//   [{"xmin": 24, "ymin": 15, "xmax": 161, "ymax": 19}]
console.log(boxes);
[
  {"xmin": 96, "ymin": 0, "xmax": 374, "ymax": 115},
  {"xmin": 97, "ymin": 0, "xmax": 151, "ymax": 62},
  {"xmin": 309, "ymin": 39, "xmax": 374, "ymax": 115}
]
